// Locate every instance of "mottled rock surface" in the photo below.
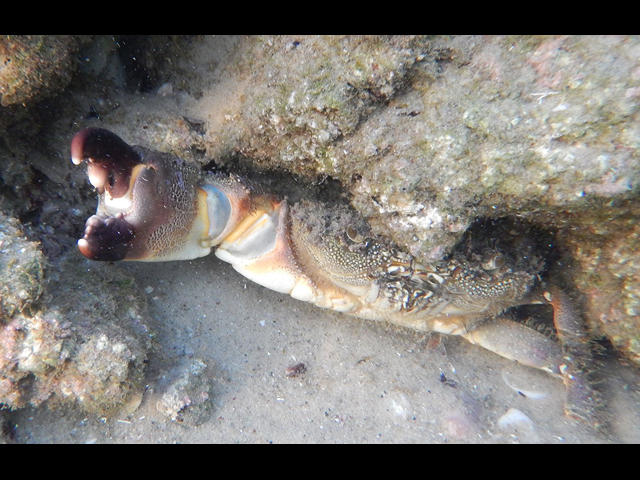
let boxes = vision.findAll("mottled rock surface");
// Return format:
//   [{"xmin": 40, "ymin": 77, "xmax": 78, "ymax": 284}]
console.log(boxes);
[
  {"xmin": 1, "ymin": 210, "xmax": 152, "ymax": 412},
  {"xmin": 155, "ymin": 357, "xmax": 216, "ymax": 424},
  {"xmin": 0, "ymin": 35, "xmax": 80, "ymax": 108},
  {"xmin": 0, "ymin": 212, "xmax": 44, "ymax": 318}
]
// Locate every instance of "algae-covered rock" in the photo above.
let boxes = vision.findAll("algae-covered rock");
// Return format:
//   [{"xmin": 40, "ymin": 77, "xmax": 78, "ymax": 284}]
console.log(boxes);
[
  {"xmin": 0, "ymin": 35, "xmax": 80, "ymax": 107},
  {"xmin": 0, "ymin": 211, "xmax": 152, "ymax": 412},
  {"xmin": 562, "ymin": 211, "xmax": 640, "ymax": 364},
  {"xmin": 0, "ymin": 211, "xmax": 45, "ymax": 318},
  {"xmin": 185, "ymin": 36, "xmax": 639, "ymax": 259},
  {"xmin": 155, "ymin": 358, "xmax": 216, "ymax": 424},
  {"xmin": 184, "ymin": 35, "xmax": 429, "ymax": 171}
]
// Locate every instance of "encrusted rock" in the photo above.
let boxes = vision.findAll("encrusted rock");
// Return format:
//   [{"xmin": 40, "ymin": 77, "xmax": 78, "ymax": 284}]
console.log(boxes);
[
  {"xmin": 0, "ymin": 213, "xmax": 153, "ymax": 413},
  {"xmin": 0, "ymin": 35, "xmax": 79, "ymax": 107},
  {"xmin": 0, "ymin": 212, "xmax": 45, "ymax": 318},
  {"xmin": 155, "ymin": 358, "xmax": 215, "ymax": 424}
]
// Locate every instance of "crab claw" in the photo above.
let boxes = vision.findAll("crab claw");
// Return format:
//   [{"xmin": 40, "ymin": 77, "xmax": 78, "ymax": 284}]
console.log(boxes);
[
  {"xmin": 71, "ymin": 128, "xmax": 142, "ymax": 197},
  {"xmin": 73, "ymin": 128, "xmax": 212, "ymax": 262},
  {"xmin": 78, "ymin": 214, "xmax": 136, "ymax": 261}
]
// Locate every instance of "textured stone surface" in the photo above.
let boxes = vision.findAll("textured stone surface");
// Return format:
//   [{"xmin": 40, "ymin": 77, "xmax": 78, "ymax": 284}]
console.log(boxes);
[
  {"xmin": 0, "ymin": 212, "xmax": 44, "ymax": 318},
  {"xmin": 0, "ymin": 35, "xmax": 79, "ymax": 107},
  {"xmin": 0, "ymin": 212, "xmax": 152, "ymax": 413}
]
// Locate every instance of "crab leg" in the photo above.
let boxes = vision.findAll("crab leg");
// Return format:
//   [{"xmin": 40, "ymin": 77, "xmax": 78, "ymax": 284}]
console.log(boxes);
[
  {"xmin": 462, "ymin": 318, "xmax": 563, "ymax": 376},
  {"xmin": 214, "ymin": 200, "xmax": 369, "ymax": 314},
  {"xmin": 544, "ymin": 288, "xmax": 600, "ymax": 425},
  {"xmin": 464, "ymin": 291, "xmax": 600, "ymax": 426},
  {"xmin": 214, "ymin": 200, "xmax": 310, "ymax": 296}
]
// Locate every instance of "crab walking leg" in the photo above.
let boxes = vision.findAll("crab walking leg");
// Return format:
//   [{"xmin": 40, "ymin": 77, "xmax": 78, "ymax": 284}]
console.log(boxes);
[
  {"xmin": 545, "ymin": 288, "xmax": 600, "ymax": 425},
  {"xmin": 462, "ymin": 318, "xmax": 564, "ymax": 376}
]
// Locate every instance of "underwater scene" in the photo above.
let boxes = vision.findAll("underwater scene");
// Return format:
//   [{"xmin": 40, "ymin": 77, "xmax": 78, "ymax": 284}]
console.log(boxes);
[{"xmin": 1, "ymin": 35, "xmax": 639, "ymax": 443}]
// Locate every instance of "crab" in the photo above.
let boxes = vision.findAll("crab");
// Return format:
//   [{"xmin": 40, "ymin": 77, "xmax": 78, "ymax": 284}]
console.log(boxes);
[{"xmin": 71, "ymin": 127, "xmax": 600, "ymax": 426}]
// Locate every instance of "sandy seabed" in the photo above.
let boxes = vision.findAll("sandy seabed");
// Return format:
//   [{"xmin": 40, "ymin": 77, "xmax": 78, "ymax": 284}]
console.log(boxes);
[{"xmin": 5, "ymin": 253, "xmax": 640, "ymax": 444}]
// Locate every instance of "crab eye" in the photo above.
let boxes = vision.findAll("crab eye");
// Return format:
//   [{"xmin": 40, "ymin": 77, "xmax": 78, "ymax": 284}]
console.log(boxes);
[
  {"xmin": 481, "ymin": 254, "xmax": 505, "ymax": 274},
  {"xmin": 346, "ymin": 226, "xmax": 364, "ymax": 243}
]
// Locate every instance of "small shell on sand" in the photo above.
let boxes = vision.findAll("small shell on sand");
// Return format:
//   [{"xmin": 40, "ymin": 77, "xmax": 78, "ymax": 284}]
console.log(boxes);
[{"xmin": 497, "ymin": 408, "xmax": 538, "ymax": 442}]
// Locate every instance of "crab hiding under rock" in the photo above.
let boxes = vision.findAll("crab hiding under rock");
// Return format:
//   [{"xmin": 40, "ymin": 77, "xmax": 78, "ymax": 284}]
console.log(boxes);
[{"xmin": 70, "ymin": 127, "xmax": 601, "ymax": 426}]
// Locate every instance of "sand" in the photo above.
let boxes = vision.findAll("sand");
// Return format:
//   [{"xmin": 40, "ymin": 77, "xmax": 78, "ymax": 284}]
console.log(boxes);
[{"xmin": 5, "ymin": 253, "xmax": 640, "ymax": 443}]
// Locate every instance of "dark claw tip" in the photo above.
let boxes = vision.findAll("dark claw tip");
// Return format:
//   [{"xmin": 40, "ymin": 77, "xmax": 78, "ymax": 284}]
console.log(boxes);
[
  {"xmin": 71, "ymin": 128, "xmax": 142, "ymax": 197},
  {"xmin": 78, "ymin": 214, "xmax": 136, "ymax": 261},
  {"xmin": 71, "ymin": 128, "xmax": 138, "ymax": 165}
]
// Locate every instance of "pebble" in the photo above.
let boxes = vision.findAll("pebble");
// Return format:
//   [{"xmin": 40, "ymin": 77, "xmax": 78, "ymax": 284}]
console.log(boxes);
[{"xmin": 497, "ymin": 408, "xmax": 540, "ymax": 443}]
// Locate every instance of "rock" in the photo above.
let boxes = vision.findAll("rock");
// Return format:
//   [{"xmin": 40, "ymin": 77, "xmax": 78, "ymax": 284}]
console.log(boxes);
[
  {"xmin": 0, "ymin": 213, "xmax": 153, "ymax": 413},
  {"xmin": 0, "ymin": 35, "xmax": 80, "ymax": 107},
  {"xmin": 155, "ymin": 358, "xmax": 215, "ymax": 424},
  {"xmin": 0, "ymin": 212, "xmax": 45, "ymax": 318}
]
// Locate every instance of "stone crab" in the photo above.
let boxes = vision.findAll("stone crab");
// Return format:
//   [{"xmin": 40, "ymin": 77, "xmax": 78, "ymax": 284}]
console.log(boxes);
[{"xmin": 71, "ymin": 127, "xmax": 600, "ymax": 426}]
